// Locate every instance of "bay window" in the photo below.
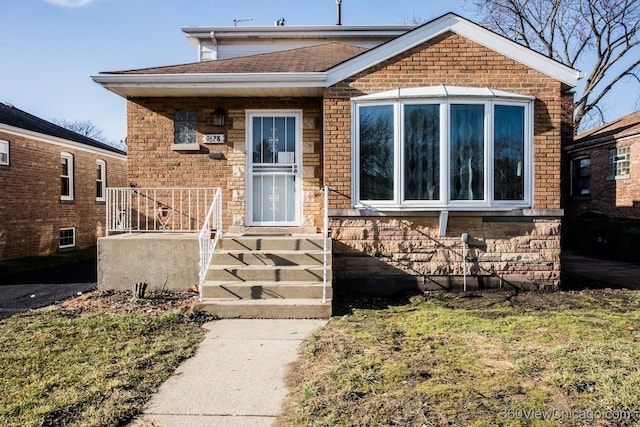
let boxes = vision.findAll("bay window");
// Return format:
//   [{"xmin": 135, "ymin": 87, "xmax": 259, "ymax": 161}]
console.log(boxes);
[{"xmin": 353, "ymin": 86, "xmax": 533, "ymax": 210}]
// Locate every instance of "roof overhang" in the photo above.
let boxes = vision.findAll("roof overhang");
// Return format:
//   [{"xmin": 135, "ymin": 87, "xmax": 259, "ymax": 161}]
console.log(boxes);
[
  {"xmin": 0, "ymin": 123, "xmax": 126, "ymax": 159},
  {"xmin": 91, "ymin": 72, "xmax": 328, "ymax": 98},
  {"xmin": 92, "ymin": 13, "xmax": 582, "ymax": 99}
]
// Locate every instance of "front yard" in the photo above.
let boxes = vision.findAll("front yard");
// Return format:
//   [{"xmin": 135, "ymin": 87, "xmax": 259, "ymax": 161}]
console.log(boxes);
[
  {"xmin": 0, "ymin": 291, "xmax": 208, "ymax": 427},
  {"xmin": 2, "ymin": 287, "xmax": 639, "ymax": 426},
  {"xmin": 280, "ymin": 289, "xmax": 640, "ymax": 427}
]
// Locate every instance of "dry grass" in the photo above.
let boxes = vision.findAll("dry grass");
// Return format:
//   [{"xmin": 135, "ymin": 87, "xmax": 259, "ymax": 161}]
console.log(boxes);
[
  {"xmin": 280, "ymin": 289, "xmax": 640, "ymax": 427},
  {"xmin": 0, "ymin": 291, "xmax": 210, "ymax": 427}
]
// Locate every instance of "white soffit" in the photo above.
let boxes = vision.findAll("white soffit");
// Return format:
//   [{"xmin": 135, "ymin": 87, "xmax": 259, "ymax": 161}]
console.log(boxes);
[
  {"xmin": 327, "ymin": 13, "xmax": 582, "ymax": 88},
  {"xmin": 353, "ymin": 85, "xmax": 536, "ymax": 101}
]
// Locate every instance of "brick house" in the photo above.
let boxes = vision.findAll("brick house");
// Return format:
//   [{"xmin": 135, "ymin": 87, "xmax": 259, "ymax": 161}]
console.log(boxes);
[
  {"xmin": 92, "ymin": 13, "xmax": 580, "ymax": 315},
  {"xmin": 564, "ymin": 110, "xmax": 640, "ymax": 262},
  {"xmin": 0, "ymin": 102, "xmax": 127, "ymax": 261}
]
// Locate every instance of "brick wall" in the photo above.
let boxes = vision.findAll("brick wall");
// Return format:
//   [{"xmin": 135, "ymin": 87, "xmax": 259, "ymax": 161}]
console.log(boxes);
[
  {"xmin": 324, "ymin": 32, "xmax": 566, "ymax": 209},
  {"xmin": 126, "ymin": 97, "xmax": 323, "ymax": 230},
  {"xmin": 323, "ymin": 31, "xmax": 568, "ymax": 291},
  {"xmin": 0, "ymin": 131, "xmax": 127, "ymax": 260},
  {"xmin": 565, "ymin": 135, "xmax": 640, "ymax": 218}
]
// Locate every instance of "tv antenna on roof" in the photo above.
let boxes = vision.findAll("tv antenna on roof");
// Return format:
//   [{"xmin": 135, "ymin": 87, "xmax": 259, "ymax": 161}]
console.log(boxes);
[{"xmin": 233, "ymin": 17, "xmax": 253, "ymax": 26}]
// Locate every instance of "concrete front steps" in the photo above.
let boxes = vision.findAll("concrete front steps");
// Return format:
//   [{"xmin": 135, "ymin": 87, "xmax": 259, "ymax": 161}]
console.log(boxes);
[{"xmin": 198, "ymin": 234, "xmax": 332, "ymax": 319}]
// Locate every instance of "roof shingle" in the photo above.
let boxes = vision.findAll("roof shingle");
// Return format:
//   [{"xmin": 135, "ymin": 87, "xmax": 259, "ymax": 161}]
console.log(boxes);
[
  {"xmin": 107, "ymin": 42, "xmax": 368, "ymax": 75},
  {"xmin": 0, "ymin": 102, "xmax": 125, "ymax": 155}
]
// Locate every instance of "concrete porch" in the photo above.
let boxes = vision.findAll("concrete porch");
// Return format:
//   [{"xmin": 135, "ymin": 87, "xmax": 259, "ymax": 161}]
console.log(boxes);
[{"xmin": 97, "ymin": 232, "xmax": 332, "ymax": 319}]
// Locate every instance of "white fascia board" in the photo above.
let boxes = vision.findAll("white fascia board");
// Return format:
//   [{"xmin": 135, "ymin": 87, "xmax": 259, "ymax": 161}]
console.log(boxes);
[
  {"xmin": 327, "ymin": 14, "xmax": 581, "ymax": 88},
  {"xmin": 0, "ymin": 124, "xmax": 127, "ymax": 160},
  {"xmin": 181, "ymin": 25, "xmax": 414, "ymax": 40},
  {"xmin": 92, "ymin": 72, "xmax": 327, "ymax": 87}
]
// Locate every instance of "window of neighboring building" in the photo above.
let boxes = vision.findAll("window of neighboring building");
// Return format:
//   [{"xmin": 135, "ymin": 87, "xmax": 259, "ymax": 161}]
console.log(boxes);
[
  {"xmin": 571, "ymin": 157, "xmax": 591, "ymax": 196},
  {"xmin": 609, "ymin": 146, "xmax": 630, "ymax": 179},
  {"xmin": 174, "ymin": 110, "xmax": 197, "ymax": 144},
  {"xmin": 0, "ymin": 140, "xmax": 8, "ymax": 166},
  {"xmin": 353, "ymin": 89, "xmax": 532, "ymax": 210},
  {"xmin": 60, "ymin": 152, "xmax": 74, "ymax": 201},
  {"xmin": 59, "ymin": 228, "xmax": 75, "ymax": 249},
  {"xmin": 96, "ymin": 160, "xmax": 106, "ymax": 202}
]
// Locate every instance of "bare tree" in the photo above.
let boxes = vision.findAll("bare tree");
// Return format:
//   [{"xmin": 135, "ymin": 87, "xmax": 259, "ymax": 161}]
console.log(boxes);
[
  {"xmin": 474, "ymin": 0, "xmax": 640, "ymax": 132},
  {"xmin": 54, "ymin": 118, "xmax": 106, "ymax": 141}
]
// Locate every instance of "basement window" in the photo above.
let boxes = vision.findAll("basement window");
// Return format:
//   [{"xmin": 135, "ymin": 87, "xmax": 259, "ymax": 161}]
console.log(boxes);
[{"xmin": 59, "ymin": 228, "xmax": 76, "ymax": 249}]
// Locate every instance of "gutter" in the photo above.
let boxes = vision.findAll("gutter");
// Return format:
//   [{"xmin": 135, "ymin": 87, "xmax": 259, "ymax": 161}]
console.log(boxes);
[{"xmin": 91, "ymin": 72, "xmax": 328, "ymax": 87}]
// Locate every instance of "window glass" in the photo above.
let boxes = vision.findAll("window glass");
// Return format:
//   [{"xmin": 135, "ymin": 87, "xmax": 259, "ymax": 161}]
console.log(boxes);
[
  {"xmin": 572, "ymin": 158, "xmax": 590, "ymax": 196},
  {"xmin": 0, "ymin": 140, "xmax": 8, "ymax": 165},
  {"xmin": 609, "ymin": 146, "xmax": 630, "ymax": 179},
  {"xmin": 61, "ymin": 153, "xmax": 73, "ymax": 200},
  {"xmin": 252, "ymin": 116, "xmax": 296, "ymax": 164},
  {"xmin": 359, "ymin": 105, "xmax": 394, "ymax": 200},
  {"xmin": 404, "ymin": 104, "xmax": 440, "ymax": 200},
  {"xmin": 450, "ymin": 104, "xmax": 485, "ymax": 201},
  {"xmin": 96, "ymin": 160, "xmax": 106, "ymax": 201},
  {"xmin": 494, "ymin": 105, "xmax": 525, "ymax": 200},
  {"xmin": 59, "ymin": 228, "xmax": 75, "ymax": 248},
  {"xmin": 174, "ymin": 110, "xmax": 197, "ymax": 144}
]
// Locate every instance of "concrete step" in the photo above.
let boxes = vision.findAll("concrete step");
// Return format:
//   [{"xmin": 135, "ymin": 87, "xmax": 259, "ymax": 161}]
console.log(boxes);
[
  {"xmin": 219, "ymin": 236, "xmax": 325, "ymax": 251},
  {"xmin": 212, "ymin": 250, "xmax": 324, "ymax": 266},
  {"xmin": 206, "ymin": 264, "xmax": 329, "ymax": 282},
  {"xmin": 201, "ymin": 280, "xmax": 333, "ymax": 299},
  {"xmin": 197, "ymin": 298, "xmax": 332, "ymax": 319}
]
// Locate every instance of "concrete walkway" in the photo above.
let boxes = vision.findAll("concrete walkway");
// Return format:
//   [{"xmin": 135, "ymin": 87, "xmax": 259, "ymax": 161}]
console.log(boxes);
[{"xmin": 129, "ymin": 319, "xmax": 327, "ymax": 427}]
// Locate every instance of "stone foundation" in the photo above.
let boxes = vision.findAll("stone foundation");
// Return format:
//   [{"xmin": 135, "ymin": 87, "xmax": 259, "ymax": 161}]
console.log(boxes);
[{"xmin": 330, "ymin": 213, "xmax": 561, "ymax": 295}]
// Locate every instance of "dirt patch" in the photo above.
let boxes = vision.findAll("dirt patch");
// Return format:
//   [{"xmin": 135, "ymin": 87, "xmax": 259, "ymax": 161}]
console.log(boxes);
[
  {"xmin": 428, "ymin": 288, "xmax": 640, "ymax": 313},
  {"xmin": 59, "ymin": 289, "xmax": 201, "ymax": 317}
]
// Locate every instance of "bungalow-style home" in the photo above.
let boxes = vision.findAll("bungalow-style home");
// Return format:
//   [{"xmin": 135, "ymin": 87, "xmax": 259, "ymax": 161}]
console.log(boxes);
[
  {"xmin": 92, "ymin": 13, "xmax": 580, "ymax": 318},
  {"xmin": 0, "ymin": 102, "xmax": 127, "ymax": 261},
  {"xmin": 564, "ymin": 110, "xmax": 640, "ymax": 263}
]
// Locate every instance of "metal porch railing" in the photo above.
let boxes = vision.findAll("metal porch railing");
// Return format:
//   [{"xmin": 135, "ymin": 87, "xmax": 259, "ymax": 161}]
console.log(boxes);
[
  {"xmin": 106, "ymin": 187, "xmax": 220, "ymax": 235},
  {"xmin": 198, "ymin": 189, "xmax": 222, "ymax": 300}
]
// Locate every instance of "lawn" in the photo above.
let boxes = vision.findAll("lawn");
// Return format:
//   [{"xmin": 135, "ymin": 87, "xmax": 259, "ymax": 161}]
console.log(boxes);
[
  {"xmin": 0, "ymin": 291, "xmax": 208, "ymax": 427},
  {"xmin": 280, "ymin": 289, "xmax": 640, "ymax": 427}
]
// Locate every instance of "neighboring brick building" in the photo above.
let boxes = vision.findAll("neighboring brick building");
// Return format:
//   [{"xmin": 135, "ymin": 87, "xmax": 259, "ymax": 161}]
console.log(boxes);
[
  {"xmin": 94, "ymin": 13, "xmax": 580, "ymax": 292},
  {"xmin": 564, "ymin": 111, "xmax": 640, "ymax": 262},
  {"xmin": 0, "ymin": 102, "xmax": 127, "ymax": 261}
]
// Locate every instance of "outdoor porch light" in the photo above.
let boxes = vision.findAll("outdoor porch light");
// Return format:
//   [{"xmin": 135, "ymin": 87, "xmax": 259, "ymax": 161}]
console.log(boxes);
[{"xmin": 211, "ymin": 106, "xmax": 226, "ymax": 127}]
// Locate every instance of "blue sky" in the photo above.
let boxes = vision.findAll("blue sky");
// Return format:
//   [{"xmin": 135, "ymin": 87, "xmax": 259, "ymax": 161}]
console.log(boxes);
[{"xmin": 0, "ymin": 0, "xmax": 636, "ymax": 144}]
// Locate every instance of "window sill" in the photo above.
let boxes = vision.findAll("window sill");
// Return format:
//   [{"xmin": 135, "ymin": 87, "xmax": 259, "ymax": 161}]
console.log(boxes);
[
  {"xmin": 171, "ymin": 143, "xmax": 201, "ymax": 152},
  {"xmin": 60, "ymin": 199, "xmax": 75, "ymax": 204},
  {"xmin": 330, "ymin": 207, "xmax": 562, "ymax": 217}
]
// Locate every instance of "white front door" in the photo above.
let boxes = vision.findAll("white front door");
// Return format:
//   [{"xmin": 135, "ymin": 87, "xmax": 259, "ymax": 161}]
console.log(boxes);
[{"xmin": 247, "ymin": 111, "xmax": 302, "ymax": 226}]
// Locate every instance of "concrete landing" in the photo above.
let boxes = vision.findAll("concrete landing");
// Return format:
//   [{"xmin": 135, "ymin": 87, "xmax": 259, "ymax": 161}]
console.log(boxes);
[{"xmin": 128, "ymin": 319, "xmax": 327, "ymax": 427}]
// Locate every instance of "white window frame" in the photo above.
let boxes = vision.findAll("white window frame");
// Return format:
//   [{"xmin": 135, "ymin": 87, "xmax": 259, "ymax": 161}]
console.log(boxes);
[
  {"xmin": 61, "ymin": 152, "xmax": 74, "ymax": 201},
  {"xmin": 608, "ymin": 146, "xmax": 630, "ymax": 180},
  {"xmin": 96, "ymin": 159, "xmax": 106, "ymax": 202},
  {"xmin": 352, "ymin": 89, "xmax": 533, "ymax": 211},
  {"xmin": 59, "ymin": 227, "xmax": 76, "ymax": 249},
  {"xmin": 0, "ymin": 140, "xmax": 9, "ymax": 166}
]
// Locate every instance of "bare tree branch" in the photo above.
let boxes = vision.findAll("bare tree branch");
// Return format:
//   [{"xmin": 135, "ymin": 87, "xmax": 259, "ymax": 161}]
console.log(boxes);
[{"xmin": 474, "ymin": 0, "xmax": 640, "ymax": 132}]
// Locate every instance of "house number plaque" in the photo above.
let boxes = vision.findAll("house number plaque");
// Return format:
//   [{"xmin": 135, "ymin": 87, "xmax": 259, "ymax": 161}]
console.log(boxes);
[{"xmin": 203, "ymin": 134, "xmax": 225, "ymax": 144}]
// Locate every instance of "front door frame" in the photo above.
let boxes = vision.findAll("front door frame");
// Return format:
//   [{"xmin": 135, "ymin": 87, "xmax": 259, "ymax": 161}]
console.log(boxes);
[{"xmin": 245, "ymin": 109, "xmax": 303, "ymax": 227}]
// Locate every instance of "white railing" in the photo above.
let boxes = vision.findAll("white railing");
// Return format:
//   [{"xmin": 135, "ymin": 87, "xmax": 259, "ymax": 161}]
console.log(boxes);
[
  {"xmin": 106, "ymin": 187, "xmax": 219, "ymax": 235},
  {"xmin": 198, "ymin": 189, "xmax": 223, "ymax": 300},
  {"xmin": 320, "ymin": 185, "xmax": 333, "ymax": 304}
]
